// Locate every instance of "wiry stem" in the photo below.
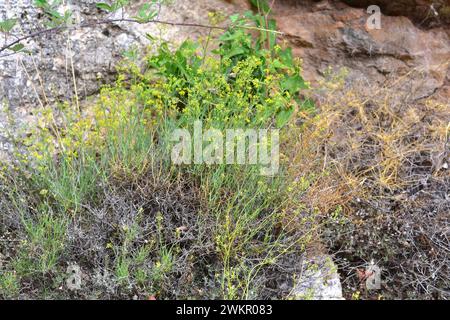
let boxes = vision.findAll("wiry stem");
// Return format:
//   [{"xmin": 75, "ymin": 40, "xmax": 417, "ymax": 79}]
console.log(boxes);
[
  {"xmin": 0, "ymin": 18, "xmax": 228, "ymax": 56},
  {"xmin": 0, "ymin": 17, "xmax": 285, "ymax": 58}
]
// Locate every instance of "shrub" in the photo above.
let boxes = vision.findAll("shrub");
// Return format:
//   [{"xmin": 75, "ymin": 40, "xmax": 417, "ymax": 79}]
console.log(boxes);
[{"xmin": 0, "ymin": 12, "xmax": 317, "ymax": 299}]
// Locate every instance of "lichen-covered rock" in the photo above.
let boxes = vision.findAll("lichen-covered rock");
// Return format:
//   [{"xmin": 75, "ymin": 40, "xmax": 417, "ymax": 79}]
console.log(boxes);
[
  {"xmin": 291, "ymin": 255, "xmax": 344, "ymax": 300},
  {"xmin": 0, "ymin": 0, "xmax": 236, "ymax": 149},
  {"xmin": 0, "ymin": 0, "xmax": 236, "ymax": 108}
]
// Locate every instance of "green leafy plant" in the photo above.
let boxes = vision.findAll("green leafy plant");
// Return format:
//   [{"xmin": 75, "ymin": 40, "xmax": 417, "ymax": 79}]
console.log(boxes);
[
  {"xmin": 35, "ymin": 0, "xmax": 73, "ymax": 27},
  {"xmin": 133, "ymin": 2, "xmax": 159, "ymax": 23},
  {"xmin": 249, "ymin": 0, "xmax": 271, "ymax": 14},
  {"xmin": 96, "ymin": 0, "xmax": 130, "ymax": 13},
  {"xmin": 220, "ymin": 13, "xmax": 310, "ymax": 127},
  {"xmin": 1, "ymin": 10, "xmax": 316, "ymax": 300},
  {"xmin": 0, "ymin": 18, "xmax": 17, "ymax": 33}
]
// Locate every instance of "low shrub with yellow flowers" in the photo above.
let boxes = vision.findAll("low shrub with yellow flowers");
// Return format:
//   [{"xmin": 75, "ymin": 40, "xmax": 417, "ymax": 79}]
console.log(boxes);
[{"xmin": 0, "ymin": 12, "xmax": 319, "ymax": 300}]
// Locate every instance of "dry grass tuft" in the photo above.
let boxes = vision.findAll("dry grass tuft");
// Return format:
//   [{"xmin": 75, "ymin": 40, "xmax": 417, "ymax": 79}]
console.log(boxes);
[{"xmin": 287, "ymin": 70, "xmax": 449, "ymax": 299}]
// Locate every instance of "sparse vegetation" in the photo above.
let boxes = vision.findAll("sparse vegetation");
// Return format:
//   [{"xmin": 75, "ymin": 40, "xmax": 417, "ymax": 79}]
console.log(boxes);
[
  {"xmin": 0, "ymin": 0, "xmax": 448, "ymax": 301},
  {"xmin": 296, "ymin": 70, "xmax": 449, "ymax": 299},
  {"xmin": 0, "ymin": 9, "xmax": 319, "ymax": 299}
]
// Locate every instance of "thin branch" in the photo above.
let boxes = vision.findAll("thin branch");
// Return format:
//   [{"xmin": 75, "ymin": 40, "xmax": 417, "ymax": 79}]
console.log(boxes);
[
  {"xmin": 0, "ymin": 18, "xmax": 228, "ymax": 55},
  {"xmin": 0, "ymin": 17, "xmax": 286, "ymax": 57}
]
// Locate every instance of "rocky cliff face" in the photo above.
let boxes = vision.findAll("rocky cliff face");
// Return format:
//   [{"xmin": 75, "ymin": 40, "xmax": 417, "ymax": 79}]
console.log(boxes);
[
  {"xmin": 1, "ymin": 0, "xmax": 448, "ymax": 113},
  {"xmin": 0, "ymin": 0, "xmax": 239, "ymax": 152},
  {"xmin": 274, "ymin": 0, "xmax": 450, "ymax": 101},
  {"xmin": 341, "ymin": 0, "xmax": 450, "ymax": 27},
  {"xmin": 0, "ymin": 0, "xmax": 450, "ymax": 109}
]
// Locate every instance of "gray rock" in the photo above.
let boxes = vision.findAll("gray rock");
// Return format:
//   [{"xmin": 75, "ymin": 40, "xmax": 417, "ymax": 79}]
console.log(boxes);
[
  {"xmin": 291, "ymin": 255, "xmax": 344, "ymax": 300},
  {"xmin": 0, "ymin": 0, "xmax": 236, "ymax": 148},
  {"xmin": 0, "ymin": 0, "xmax": 231, "ymax": 107}
]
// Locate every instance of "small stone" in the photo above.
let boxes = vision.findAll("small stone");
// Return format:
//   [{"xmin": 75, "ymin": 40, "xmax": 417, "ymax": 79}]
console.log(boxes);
[{"xmin": 291, "ymin": 255, "xmax": 344, "ymax": 300}]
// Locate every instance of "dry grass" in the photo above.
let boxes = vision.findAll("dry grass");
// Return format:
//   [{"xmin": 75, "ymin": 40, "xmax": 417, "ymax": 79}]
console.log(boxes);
[{"xmin": 285, "ymin": 69, "xmax": 449, "ymax": 299}]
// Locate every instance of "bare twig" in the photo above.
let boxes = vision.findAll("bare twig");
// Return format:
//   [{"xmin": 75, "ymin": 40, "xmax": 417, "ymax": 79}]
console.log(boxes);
[
  {"xmin": 0, "ymin": 14, "xmax": 286, "ymax": 58},
  {"xmin": 0, "ymin": 18, "xmax": 228, "ymax": 56}
]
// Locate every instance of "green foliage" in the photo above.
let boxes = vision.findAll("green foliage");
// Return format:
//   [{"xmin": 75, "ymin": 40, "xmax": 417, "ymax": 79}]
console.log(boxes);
[
  {"xmin": 249, "ymin": 0, "xmax": 271, "ymax": 14},
  {"xmin": 134, "ymin": 2, "xmax": 160, "ymax": 23},
  {"xmin": 148, "ymin": 12, "xmax": 310, "ymax": 130},
  {"xmin": 35, "ymin": 154, "xmax": 99, "ymax": 213},
  {"xmin": 14, "ymin": 208, "xmax": 68, "ymax": 276},
  {"xmin": 2, "ymin": 11, "xmax": 314, "ymax": 299},
  {"xmin": 0, "ymin": 271, "xmax": 20, "ymax": 299},
  {"xmin": 0, "ymin": 18, "xmax": 17, "ymax": 33},
  {"xmin": 35, "ymin": 0, "xmax": 73, "ymax": 27},
  {"xmin": 96, "ymin": 0, "xmax": 130, "ymax": 13},
  {"xmin": 150, "ymin": 246, "xmax": 174, "ymax": 289},
  {"xmin": 141, "ymin": 13, "xmax": 312, "ymax": 297}
]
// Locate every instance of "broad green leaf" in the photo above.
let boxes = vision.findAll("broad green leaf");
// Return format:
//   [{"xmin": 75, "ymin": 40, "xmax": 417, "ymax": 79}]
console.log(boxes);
[
  {"xmin": 96, "ymin": 3, "xmax": 112, "ymax": 12},
  {"xmin": 223, "ymin": 47, "xmax": 245, "ymax": 60},
  {"xmin": 281, "ymin": 74, "xmax": 307, "ymax": 94},
  {"xmin": 219, "ymin": 31, "xmax": 243, "ymax": 42},
  {"xmin": 10, "ymin": 43, "xmax": 25, "ymax": 52},
  {"xmin": 0, "ymin": 18, "xmax": 17, "ymax": 33},
  {"xmin": 230, "ymin": 14, "xmax": 240, "ymax": 23},
  {"xmin": 271, "ymin": 59, "xmax": 286, "ymax": 70},
  {"xmin": 276, "ymin": 106, "xmax": 295, "ymax": 128},
  {"xmin": 249, "ymin": 0, "xmax": 271, "ymax": 14},
  {"xmin": 279, "ymin": 47, "xmax": 294, "ymax": 68}
]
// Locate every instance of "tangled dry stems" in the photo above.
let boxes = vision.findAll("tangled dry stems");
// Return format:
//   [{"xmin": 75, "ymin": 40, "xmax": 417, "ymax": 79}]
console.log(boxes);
[{"xmin": 302, "ymin": 71, "xmax": 449, "ymax": 299}]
